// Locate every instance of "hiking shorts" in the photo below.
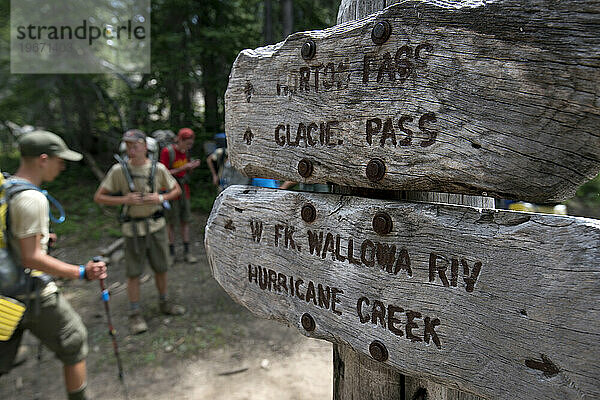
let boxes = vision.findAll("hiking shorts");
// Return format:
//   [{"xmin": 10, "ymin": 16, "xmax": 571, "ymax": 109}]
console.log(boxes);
[
  {"xmin": 124, "ymin": 226, "xmax": 170, "ymax": 278},
  {"xmin": 164, "ymin": 195, "xmax": 191, "ymax": 225},
  {"xmin": 0, "ymin": 292, "xmax": 88, "ymax": 374}
]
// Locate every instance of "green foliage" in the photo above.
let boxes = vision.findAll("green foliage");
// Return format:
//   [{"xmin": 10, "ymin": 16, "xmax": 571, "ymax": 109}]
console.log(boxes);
[
  {"xmin": 575, "ymin": 173, "xmax": 600, "ymax": 205},
  {"xmin": 41, "ymin": 166, "xmax": 118, "ymax": 245},
  {"xmin": 0, "ymin": 149, "xmax": 20, "ymax": 173},
  {"xmin": 187, "ymin": 166, "xmax": 218, "ymax": 214},
  {"xmin": 0, "ymin": 0, "xmax": 340, "ymax": 213}
]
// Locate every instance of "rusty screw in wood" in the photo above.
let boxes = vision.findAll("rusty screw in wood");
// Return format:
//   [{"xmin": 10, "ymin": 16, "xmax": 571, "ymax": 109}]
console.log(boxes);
[
  {"xmin": 369, "ymin": 340, "xmax": 388, "ymax": 362},
  {"xmin": 301, "ymin": 313, "xmax": 316, "ymax": 332},
  {"xmin": 371, "ymin": 21, "xmax": 391, "ymax": 44},
  {"xmin": 298, "ymin": 158, "xmax": 314, "ymax": 178},
  {"xmin": 373, "ymin": 212, "xmax": 392, "ymax": 235},
  {"xmin": 366, "ymin": 158, "xmax": 386, "ymax": 182},
  {"xmin": 301, "ymin": 204, "xmax": 317, "ymax": 223},
  {"xmin": 301, "ymin": 40, "xmax": 316, "ymax": 60}
]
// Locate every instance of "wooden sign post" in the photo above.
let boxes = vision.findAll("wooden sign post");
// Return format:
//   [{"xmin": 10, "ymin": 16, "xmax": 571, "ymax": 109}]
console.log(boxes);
[
  {"xmin": 225, "ymin": 0, "xmax": 600, "ymax": 202},
  {"xmin": 206, "ymin": 0, "xmax": 600, "ymax": 399},
  {"xmin": 206, "ymin": 187, "xmax": 600, "ymax": 399}
]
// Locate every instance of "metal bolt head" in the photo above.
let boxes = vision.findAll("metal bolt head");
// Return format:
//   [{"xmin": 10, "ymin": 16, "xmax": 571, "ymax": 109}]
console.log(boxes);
[
  {"xmin": 298, "ymin": 158, "xmax": 314, "ymax": 178},
  {"xmin": 301, "ymin": 204, "xmax": 317, "ymax": 223},
  {"xmin": 301, "ymin": 313, "xmax": 316, "ymax": 332},
  {"xmin": 366, "ymin": 158, "xmax": 386, "ymax": 182},
  {"xmin": 371, "ymin": 21, "xmax": 391, "ymax": 45},
  {"xmin": 369, "ymin": 340, "xmax": 389, "ymax": 362},
  {"xmin": 373, "ymin": 212, "xmax": 392, "ymax": 235},
  {"xmin": 301, "ymin": 40, "xmax": 316, "ymax": 60}
]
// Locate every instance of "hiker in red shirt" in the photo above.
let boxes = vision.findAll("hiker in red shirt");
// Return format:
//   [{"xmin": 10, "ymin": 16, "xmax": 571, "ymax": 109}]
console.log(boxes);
[{"xmin": 159, "ymin": 128, "xmax": 201, "ymax": 263}]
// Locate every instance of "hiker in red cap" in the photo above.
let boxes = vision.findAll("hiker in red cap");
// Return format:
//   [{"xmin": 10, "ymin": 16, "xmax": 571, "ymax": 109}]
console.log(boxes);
[{"xmin": 159, "ymin": 128, "xmax": 201, "ymax": 263}]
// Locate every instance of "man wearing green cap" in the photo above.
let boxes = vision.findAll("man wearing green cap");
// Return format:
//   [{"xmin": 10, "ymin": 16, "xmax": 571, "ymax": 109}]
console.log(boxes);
[{"xmin": 0, "ymin": 130, "xmax": 107, "ymax": 400}]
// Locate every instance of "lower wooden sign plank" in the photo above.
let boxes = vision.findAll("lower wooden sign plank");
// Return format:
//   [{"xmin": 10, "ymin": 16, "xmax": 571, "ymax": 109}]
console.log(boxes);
[
  {"xmin": 225, "ymin": 0, "xmax": 600, "ymax": 202},
  {"xmin": 205, "ymin": 185, "xmax": 600, "ymax": 400}
]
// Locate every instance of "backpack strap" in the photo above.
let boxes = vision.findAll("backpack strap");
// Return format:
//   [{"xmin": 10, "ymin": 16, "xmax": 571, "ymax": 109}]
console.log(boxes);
[
  {"xmin": 168, "ymin": 145, "xmax": 176, "ymax": 169},
  {"xmin": 2, "ymin": 179, "xmax": 65, "ymax": 224},
  {"xmin": 149, "ymin": 158, "xmax": 157, "ymax": 193},
  {"xmin": 113, "ymin": 154, "xmax": 158, "ymax": 194},
  {"xmin": 113, "ymin": 154, "xmax": 135, "ymax": 193}
]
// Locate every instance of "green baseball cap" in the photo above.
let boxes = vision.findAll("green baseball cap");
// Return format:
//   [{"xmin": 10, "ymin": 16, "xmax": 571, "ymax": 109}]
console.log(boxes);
[{"xmin": 18, "ymin": 130, "xmax": 83, "ymax": 161}]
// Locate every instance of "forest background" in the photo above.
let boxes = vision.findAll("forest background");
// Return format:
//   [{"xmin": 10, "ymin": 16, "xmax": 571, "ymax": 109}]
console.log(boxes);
[
  {"xmin": 0, "ymin": 0, "xmax": 341, "ymax": 213},
  {"xmin": 0, "ymin": 0, "xmax": 598, "ymax": 221}
]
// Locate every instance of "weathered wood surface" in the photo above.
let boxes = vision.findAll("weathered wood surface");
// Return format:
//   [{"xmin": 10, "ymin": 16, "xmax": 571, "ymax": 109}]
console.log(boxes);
[
  {"xmin": 336, "ymin": 3, "xmax": 490, "ymax": 399},
  {"xmin": 334, "ymin": 187, "xmax": 490, "ymax": 400},
  {"xmin": 225, "ymin": 0, "xmax": 600, "ymax": 202},
  {"xmin": 205, "ymin": 185, "xmax": 600, "ymax": 400}
]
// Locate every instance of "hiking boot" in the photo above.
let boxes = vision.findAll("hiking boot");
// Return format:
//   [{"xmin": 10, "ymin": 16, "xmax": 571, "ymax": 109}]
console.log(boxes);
[
  {"xmin": 129, "ymin": 313, "xmax": 148, "ymax": 335},
  {"xmin": 184, "ymin": 253, "xmax": 197, "ymax": 263},
  {"xmin": 159, "ymin": 300, "xmax": 185, "ymax": 316}
]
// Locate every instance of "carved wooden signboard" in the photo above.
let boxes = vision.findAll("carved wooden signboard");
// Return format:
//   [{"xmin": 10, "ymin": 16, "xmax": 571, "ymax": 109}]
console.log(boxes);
[
  {"xmin": 225, "ymin": 0, "xmax": 600, "ymax": 202},
  {"xmin": 205, "ymin": 185, "xmax": 600, "ymax": 400}
]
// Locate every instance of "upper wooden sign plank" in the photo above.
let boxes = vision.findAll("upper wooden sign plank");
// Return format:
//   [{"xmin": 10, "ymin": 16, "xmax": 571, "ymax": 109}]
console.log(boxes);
[
  {"xmin": 206, "ymin": 185, "xmax": 600, "ymax": 399},
  {"xmin": 225, "ymin": 0, "xmax": 600, "ymax": 202}
]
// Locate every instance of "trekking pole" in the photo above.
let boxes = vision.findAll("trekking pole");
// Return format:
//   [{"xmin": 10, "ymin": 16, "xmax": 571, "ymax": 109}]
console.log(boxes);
[{"xmin": 93, "ymin": 256, "xmax": 130, "ymax": 400}]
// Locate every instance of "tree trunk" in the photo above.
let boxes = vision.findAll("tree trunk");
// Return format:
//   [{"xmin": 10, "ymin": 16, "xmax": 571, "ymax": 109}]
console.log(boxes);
[
  {"xmin": 282, "ymin": 0, "xmax": 293, "ymax": 37},
  {"xmin": 264, "ymin": 0, "xmax": 273, "ymax": 44},
  {"xmin": 202, "ymin": 56, "xmax": 220, "ymax": 134}
]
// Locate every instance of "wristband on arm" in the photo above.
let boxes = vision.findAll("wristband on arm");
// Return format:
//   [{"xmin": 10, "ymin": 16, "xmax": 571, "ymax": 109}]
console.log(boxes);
[{"xmin": 79, "ymin": 265, "xmax": 86, "ymax": 280}]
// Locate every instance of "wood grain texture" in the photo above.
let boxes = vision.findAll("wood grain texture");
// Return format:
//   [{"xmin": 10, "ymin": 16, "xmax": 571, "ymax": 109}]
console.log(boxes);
[
  {"xmin": 205, "ymin": 185, "xmax": 600, "ymax": 400},
  {"xmin": 225, "ymin": 0, "xmax": 600, "ymax": 202},
  {"xmin": 333, "ymin": 186, "xmax": 490, "ymax": 400},
  {"xmin": 336, "ymin": 4, "xmax": 490, "ymax": 399},
  {"xmin": 333, "ymin": 343, "xmax": 403, "ymax": 400}
]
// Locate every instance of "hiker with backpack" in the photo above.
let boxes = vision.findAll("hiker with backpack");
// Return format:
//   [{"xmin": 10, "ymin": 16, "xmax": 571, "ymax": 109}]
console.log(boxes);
[
  {"xmin": 93, "ymin": 129, "xmax": 185, "ymax": 335},
  {"xmin": 159, "ymin": 127, "xmax": 200, "ymax": 263},
  {"xmin": 206, "ymin": 133, "xmax": 251, "ymax": 192},
  {"xmin": 0, "ymin": 130, "xmax": 107, "ymax": 400}
]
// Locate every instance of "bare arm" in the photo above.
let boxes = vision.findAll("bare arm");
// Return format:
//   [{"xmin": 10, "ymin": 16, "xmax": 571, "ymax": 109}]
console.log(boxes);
[
  {"xmin": 206, "ymin": 155, "xmax": 219, "ymax": 186},
  {"xmin": 279, "ymin": 181, "xmax": 297, "ymax": 190},
  {"xmin": 19, "ymin": 234, "xmax": 106, "ymax": 280}
]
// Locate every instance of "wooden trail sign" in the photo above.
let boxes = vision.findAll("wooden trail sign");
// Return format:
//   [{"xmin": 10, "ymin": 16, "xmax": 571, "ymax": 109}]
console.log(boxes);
[
  {"xmin": 225, "ymin": 0, "xmax": 600, "ymax": 203},
  {"xmin": 205, "ymin": 185, "xmax": 600, "ymax": 400}
]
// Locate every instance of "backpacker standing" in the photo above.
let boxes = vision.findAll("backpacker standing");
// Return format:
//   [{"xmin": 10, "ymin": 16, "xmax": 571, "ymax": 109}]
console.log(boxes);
[
  {"xmin": 0, "ymin": 130, "xmax": 107, "ymax": 400},
  {"xmin": 159, "ymin": 128, "xmax": 201, "ymax": 263},
  {"xmin": 94, "ymin": 129, "xmax": 185, "ymax": 335},
  {"xmin": 206, "ymin": 143, "xmax": 251, "ymax": 192}
]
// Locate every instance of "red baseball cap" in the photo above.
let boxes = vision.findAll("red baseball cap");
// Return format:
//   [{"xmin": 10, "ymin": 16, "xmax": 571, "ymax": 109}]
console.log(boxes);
[{"xmin": 178, "ymin": 128, "xmax": 194, "ymax": 140}]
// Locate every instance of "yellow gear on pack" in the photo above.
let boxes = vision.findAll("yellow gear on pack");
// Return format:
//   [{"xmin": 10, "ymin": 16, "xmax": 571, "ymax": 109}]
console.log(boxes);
[
  {"xmin": 0, "ymin": 171, "xmax": 6, "ymax": 249},
  {"xmin": 0, "ymin": 173, "xmax": 25, "ymax": 341},
  {"xmin": 0, "ymin": 296, "xmax": 25, "ymax": 341}
]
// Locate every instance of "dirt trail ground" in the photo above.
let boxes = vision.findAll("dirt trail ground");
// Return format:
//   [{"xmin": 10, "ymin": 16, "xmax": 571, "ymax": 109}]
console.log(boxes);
[{"xmin": 0, "ymin": 213, "xmax": 332, "ymax": 400}]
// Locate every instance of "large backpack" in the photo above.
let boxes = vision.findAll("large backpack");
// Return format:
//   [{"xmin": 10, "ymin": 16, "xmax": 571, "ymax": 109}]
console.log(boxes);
[
  {"xmin": 0, "ymin": 173, "xmax": 63, "ymax": 298},
  {"xmin": 151, "ymin": 130, "xmax": 178, "ymax": 168},
  {"xmin": 215, "ymin": 148, "xmax": 251, "ymax": 191}
]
